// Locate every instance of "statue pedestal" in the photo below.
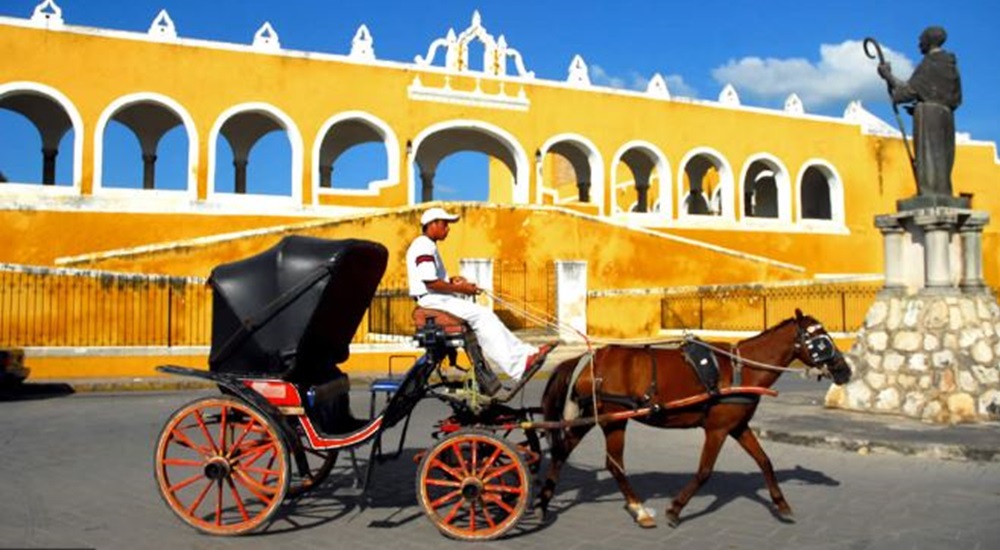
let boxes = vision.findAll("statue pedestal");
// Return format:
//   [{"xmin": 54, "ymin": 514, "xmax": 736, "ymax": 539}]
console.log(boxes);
[{"xmin": 826, "ymin": 207, "xmax": 1000, "ymax": 423}]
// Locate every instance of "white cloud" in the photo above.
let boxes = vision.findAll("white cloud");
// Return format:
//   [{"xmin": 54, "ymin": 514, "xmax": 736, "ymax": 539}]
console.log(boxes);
[
  {"xmin": 590, "ymin": 65, "xmax": 698, "ymax": 98},
  {"xmin": 710, "ymin": 40, "xmax": 915, "ymax": 110}
]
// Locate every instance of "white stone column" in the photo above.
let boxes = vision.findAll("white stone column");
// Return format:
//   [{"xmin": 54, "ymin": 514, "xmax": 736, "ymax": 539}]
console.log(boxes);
[
  {"xmin": 913, "ymin": 209, "xmax": 958, "ymax": 293},
  {"xmin": 459, "ymin": 258, "xmax": 494, "ymax": 309},
  {"xmin": 875, "ymin": 215, "xmax": 906, "ymax": 294},
  {"xmin": 554, "ymin": 261, "xmax": 587, "ymax": 342},
  {"xmin": 958, "ymin": 212, "xmax": 990, "ymax": 293}
]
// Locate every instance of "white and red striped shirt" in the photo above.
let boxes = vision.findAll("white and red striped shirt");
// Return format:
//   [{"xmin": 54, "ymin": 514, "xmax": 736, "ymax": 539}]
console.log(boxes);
[{"xmin": 405, "ymin": 235, "xmax": 448, "ymax": 297}]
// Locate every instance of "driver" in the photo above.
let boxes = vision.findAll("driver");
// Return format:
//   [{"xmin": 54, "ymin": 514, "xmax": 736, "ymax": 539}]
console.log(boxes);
[{"xmin": 406, "ymin": 207, "xmax": 557, "ymax": 393}]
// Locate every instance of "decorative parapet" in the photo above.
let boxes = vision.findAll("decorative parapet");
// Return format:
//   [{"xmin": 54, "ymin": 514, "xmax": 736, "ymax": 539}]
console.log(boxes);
[
  {"xmin": 843, "ymin": 100, "xmax": 900, "ymax": 136},
  {"xmin": 252, "ymin": 22, "xmax": 280, "ymax": 51},
  {"xmin": 349, "ymin": 24, "xmax": 375, "ymax": 61},
  {"xmin": 566, "ymin": 55, "xmax": 590, "ymax": 87},
  {"xmin": 783, "ymin": 93, "xmax": 804, "ymax": 114},
  {"xmin": 148, "ymin": 9, "xmax": 177, "ymax": 41},
  {"xmin": 30, "ymin": 0, "xmax": 63, "ymax": 29},
  {"xmin": 413, "ymin": 11, "xmax": 533, "ymax": 78},
  {"xmin": 718, "ymin": 83, "xmax": 740, "ymax": 106},
  {"xmin": 646, "ymin": 73, "xmax": 671, "ymax": 99},
  {"xmin": 408, "ymin": 75, "xmax": 529, "ymax": 111}
]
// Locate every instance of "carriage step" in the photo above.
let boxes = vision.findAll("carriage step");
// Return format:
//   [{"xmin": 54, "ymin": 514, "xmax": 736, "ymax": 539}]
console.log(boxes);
[{"xmin": 331, "ymin": 486, "xmax": 365, "ymax": 498}]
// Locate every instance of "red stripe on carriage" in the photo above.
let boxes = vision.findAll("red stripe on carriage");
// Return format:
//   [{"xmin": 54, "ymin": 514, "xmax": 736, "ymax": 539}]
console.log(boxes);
[
  {"xmin": 300, "ymin": 415, "xmax": 384, "ymax": 449},
  {"xmin": 244, "ymin": 379, "xmax": 303, "ymax": 407},
  {"xmin": 414, "ymin": 255, "xmax": 435, "ymax": 265}
]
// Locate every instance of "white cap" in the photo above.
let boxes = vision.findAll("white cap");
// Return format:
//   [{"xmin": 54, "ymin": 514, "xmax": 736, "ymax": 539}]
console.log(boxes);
[{"xmin": 420, "ymin": 207, "xmax": 460, "ymax": 226}]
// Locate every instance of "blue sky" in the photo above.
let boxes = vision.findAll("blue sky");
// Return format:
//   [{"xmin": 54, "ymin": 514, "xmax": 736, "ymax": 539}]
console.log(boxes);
[{"xmin": 1, "ymin": 0, "xmax": 997, "ymax": 199}]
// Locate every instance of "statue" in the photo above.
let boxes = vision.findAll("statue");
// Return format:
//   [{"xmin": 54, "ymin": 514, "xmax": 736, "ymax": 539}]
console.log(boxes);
[{"xmin": 870, "ymin": 27, "xmax": 964, "ymax": 207}]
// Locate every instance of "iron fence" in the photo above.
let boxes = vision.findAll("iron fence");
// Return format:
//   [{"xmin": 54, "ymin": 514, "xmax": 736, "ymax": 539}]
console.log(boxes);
[
  {"xmin": 492, "ymin": 260, "xmax": 555, "ymax": 330},
  {"xmin": 661, "ymin": 281, "xmax": 884, "ymax": 333},
  {"xmin": 0, "ymin": 266, "xmax": 212, "ymax": 347}
]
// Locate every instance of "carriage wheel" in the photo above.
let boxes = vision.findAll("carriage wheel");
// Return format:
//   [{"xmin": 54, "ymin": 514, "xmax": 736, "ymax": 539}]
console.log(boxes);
[
  {"xmin": 154, "ymin": 396, "xmax": 289, "ymax": 535},
  {"xmin": 288, "ymin": 445, "xmax": 338, "ymax": 497},
  {"xmin": 416, "ymin": 430, "xmax": 530, "ymax": 541}
]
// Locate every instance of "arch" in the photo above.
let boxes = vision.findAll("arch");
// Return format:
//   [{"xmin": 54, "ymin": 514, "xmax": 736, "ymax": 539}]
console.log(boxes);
[
  {"xmin": 93, "ymin": 92, "xmax": 198, "ymax": 196},
  {"xmin": 537, "ymin": 133, "xmax": 605, "ymax": 214},
  {"xmin": 408, "ymin": 119, "xmax": 530, "ymax": 205},
  {"xmin": 207, "ymin": 102, "xmax": 304, "ymax": 207},
  {"xmin": 737, "ymin": 153, "xmax": 792, "ymax": 224},
  {"xmin": 312, "ymin": 111, "xmax": 400, "ymax": 199},
  {"xmin": 609, "ymin": 140, "xmax": 671, "ymax": 220},
  {"xmin": 0, "ymin": 81, "xmax": 83, "ymax": 192},
  {"xmin": 796, "ymin": 159, "xmax": 845, "ymax": 227},
  {"xmin": 676, "ymin": 146, "xmax": 735, "ymax": 222}
]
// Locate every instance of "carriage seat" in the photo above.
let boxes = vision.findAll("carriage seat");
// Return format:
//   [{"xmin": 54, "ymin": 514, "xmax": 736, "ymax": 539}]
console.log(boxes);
[{"xmin": 412, "ymin": 307, "xmax": 467, "ymax": 334}]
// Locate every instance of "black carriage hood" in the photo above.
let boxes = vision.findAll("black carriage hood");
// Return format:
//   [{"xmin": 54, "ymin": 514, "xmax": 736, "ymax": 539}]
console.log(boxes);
[{"xmin": 208, "ymin": 236, "xmax": 388, "ymax": 383}]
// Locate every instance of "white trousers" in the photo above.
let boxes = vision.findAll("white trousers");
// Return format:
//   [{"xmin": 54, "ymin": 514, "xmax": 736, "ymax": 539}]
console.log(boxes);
[{"xmin": 417, "ymin": 293, "xmax": 536, "ymax": 379}]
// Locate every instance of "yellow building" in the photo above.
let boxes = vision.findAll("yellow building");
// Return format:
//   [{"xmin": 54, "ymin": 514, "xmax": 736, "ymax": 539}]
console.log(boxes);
[{"xmin": 1, "ymin": 4, "xmax": 999, "ymax": 377}]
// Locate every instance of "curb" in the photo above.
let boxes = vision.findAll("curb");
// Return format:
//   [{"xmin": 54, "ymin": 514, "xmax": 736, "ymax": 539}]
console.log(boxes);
[{"xmin": 754, "ymin": 427, "xmax": 1000, "ymax": 463}]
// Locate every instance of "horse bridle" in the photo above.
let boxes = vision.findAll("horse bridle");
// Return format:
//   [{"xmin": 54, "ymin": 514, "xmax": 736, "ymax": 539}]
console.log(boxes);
[{"xmin": 794, "ymin": 321, "xmax": 841, "ymax": 378}]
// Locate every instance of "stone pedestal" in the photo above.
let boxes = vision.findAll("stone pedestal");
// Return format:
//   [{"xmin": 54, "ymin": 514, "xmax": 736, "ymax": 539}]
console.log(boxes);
[{"xmin": 826, "ymin": 207, "xmax": 1000, "ymax": 423}]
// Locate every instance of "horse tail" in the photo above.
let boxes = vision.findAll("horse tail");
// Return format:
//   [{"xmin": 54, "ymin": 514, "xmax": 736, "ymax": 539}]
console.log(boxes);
[{"xmin": 540, "ymin": 354, "xmax": 581, "ymax": 456}]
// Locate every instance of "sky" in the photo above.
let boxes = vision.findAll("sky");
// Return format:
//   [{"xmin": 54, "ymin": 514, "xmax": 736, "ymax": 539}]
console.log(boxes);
[{"xmin": 1, "ymin": 0, "xmax": 998, "ymax": 199}]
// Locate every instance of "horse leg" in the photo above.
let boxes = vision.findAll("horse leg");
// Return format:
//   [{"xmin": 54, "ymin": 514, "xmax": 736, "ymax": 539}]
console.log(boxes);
[
  {"xmin": 666, "ymin": 428, "xmax": 727, "ymax": 528},
  {"xmin": 601, "ymin": 421, "xmax": 655, "ymax": 528},
  {"xmin": 536, "ymin": 423, "xmax": 593, "ymax": 517},
  {"xmin": 731, "ymin": 425, "xmax": 794, "ymax": 521}
]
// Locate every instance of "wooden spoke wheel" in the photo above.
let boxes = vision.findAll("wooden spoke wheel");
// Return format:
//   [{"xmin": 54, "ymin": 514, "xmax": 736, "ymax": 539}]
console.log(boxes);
[
  {"xmin": 154, "ymin": 396, "xmax": 290, "ymax": 535},
  {"xmin": 416, "ymin": 430, "xmax": 530, "ymax": 541},
  {"xmin": 288, "ymin": 443, "xmax": 338, "ymax": 497}
]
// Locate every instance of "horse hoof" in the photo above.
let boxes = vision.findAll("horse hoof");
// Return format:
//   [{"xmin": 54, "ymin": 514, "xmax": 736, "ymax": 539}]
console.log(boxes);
[
  {"xmin": 777, "ymin": 508, "xmax": 795, "ymax": 523},
  {"xmin": 666, "ymin": 511, "xmax": 681, "ymax": 528},
  {"xmin": 637, "ymin": 516, "xmax": 657, "ymax": 529}
]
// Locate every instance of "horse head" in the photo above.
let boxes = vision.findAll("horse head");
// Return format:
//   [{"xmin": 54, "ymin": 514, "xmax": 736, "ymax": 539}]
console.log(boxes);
[{"xmin": 791, "ymin": 309, "xmax": 852, "ymax": 385}]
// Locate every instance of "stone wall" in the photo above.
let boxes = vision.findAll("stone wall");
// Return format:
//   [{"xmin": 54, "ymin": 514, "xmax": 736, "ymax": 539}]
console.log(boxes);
[{"xmin": 826, "ymin": 291, "xmax": 1000, "ymax": 423}]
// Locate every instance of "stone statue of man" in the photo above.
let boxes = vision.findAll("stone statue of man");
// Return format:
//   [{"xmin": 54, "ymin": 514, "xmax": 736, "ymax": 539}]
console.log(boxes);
[{"xmin": 877, "ymin": 26, "xmax": 962, "ymax": 198}]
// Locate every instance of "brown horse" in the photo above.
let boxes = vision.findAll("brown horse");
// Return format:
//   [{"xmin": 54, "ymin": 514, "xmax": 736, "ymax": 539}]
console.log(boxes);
[{"xmin": 537, "ymin": 309, "xmax": 852, "ymax": 528}]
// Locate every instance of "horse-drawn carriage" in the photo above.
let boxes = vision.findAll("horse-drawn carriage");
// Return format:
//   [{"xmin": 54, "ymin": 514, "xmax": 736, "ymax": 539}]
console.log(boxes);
[
  {"xmin": 153, "ymin": 235, "xmax": 852, "ymax": 539},
  {"xmin": 154, "ymin": 235, "xmax": 546, "ymax": 540}
]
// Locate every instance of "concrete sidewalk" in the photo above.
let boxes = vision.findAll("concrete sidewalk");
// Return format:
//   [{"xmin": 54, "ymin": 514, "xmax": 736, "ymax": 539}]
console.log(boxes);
[{"xmin": 7, "ymin": 372, "xmax": 999, "ymax": 464}]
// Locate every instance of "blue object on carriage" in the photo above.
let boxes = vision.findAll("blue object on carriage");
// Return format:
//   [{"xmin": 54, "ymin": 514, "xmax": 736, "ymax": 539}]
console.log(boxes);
[
  {"xmin": 206, "ymin": 235, "xmax": 388, "ymax": 386},
  {"xmin": 370, "ymin": 378, "xmax": 403, "ymax": 393}
]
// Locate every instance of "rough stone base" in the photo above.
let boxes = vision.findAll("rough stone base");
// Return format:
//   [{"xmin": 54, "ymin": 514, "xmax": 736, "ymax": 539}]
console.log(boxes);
[{"xmin": 825, "ymin": 290, "xmax": 1000, "ymax": 424}]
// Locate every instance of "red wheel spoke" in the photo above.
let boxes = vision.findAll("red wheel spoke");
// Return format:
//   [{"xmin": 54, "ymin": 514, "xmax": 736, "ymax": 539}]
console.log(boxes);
[
  {"xmin": 449, "ymin": 441, "xmax": 471, "ymax": 476},
  {"xmin": 234, "ymin": 442, "xmax": 276, "ymax": 471},
  {"xmin": 424, "ymin": 478, "xmax": 461, "ymax": 488},
  {"xmin": 479, "ymin": 447, "xmax": 502, "ymax": 476},
  {"xmin": 429, "ymin": 489, "xmax": 462, "ymax": 508},
  {"xmin": 482, "ymin": 462, "xmax": 517, "ymax": 483},
  {"xmin": 483, "ymin": 493, "xmax": 515, "ymax": 513},
  {"xmin": 226, "ymin": 476, "xmax": 251, "ymax": 522},
  {"xmin": 169, "ymin": 426, "xmax": 212, "ymax": 456},
  {"xmin": 470, "ymin": 441, "xmax": 478, "ymax": 476},
  {"xmin": 168, "ymin": 471, "xmax": 208, "ymax": 493},
  {"xmin": 194, "ymin": 409, "xmax": 220, "ymax": 455},
  {"xmin": 232, "ymin": 468, "xmax": 280, "ymax": 501},
  {"xmin": 484, "ymin": 482, "xmax": 524, "ymax": 495},
  {"xmin": 429, "ymin": 458, "xmax": 465, "ymax": 482},
  {"xmin": 228, "ymin": 418, "xmax": 258, "ymax": 458},
  {"xmin": 218, "ymin": 406, "xmax": 229, "ymax": 454},
  {"xmin": 186, "ymin": 478, "xmax": 215, "ymax": 515},
  {"xmin": 443, "ymin": 497, "xmax": 466, "ymax": 524},
  {"xmin": 215, "ymin": 479, "xmax": 224, "ymax": 526},
  {"xmin": 469, "ymin": 502, "xmax": 477, "ymax": 532},
  {"xmin": 480, "ymin": 500, "xmax": 498, "ymax": 528},
  {"xmin": 162, "ymin": 457, "xmax": 205, "ymax": 468}
]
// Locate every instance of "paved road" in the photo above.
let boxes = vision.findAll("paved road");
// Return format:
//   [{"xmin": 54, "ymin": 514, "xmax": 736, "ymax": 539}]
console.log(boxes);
[{"xmin": 1, "ymin": 383, "xmax": 998, "ymax": 550}]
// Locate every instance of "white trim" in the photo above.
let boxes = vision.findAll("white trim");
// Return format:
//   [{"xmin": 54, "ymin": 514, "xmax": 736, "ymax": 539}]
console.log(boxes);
[
  {"xmin": 207, "ymin": 102, "xmax": 304, "ymax": 209},
  {"xmin": 537, "ymin": 133, "xmax": 605, "ymax": 214},
  {"xmin": 312, "ymin": 111, "xmax": 400, "ymax": 199},
  {"xmin": 677, "ymin": 146, "xmax": 735, "ymax": 223},
  {"xmin": 0, "ymin": 81, "xmax": 83, "ymax": 193},
  {"xmin": 736, "ymin": 152, "xmax": 792, "ymax": 225},
  {"xmin": 407, "ymin": 119, "xmax": 530, "ymax": 205},
  {"xmin": 92, "ymin": 92, "xmax": 198, "ymax": 198},
  {"xmin": 796, "ymin": 159, "xmax": 846, "ymax": 228},
  {"xmin": 608, "ymin": 140, "xmax": 672, "ymax": 224}
]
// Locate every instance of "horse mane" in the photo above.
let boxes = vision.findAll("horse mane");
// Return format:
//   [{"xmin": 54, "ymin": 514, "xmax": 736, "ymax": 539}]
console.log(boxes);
[{"xmin": 736, "ymin": 315, "xmax": 801, "ymax": 346}]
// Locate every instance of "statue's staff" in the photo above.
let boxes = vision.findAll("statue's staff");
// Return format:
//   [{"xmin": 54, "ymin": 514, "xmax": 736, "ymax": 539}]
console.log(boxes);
[{"xmin": 864, "ymin": 37, "xmax": 918, "ymax": 185}]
